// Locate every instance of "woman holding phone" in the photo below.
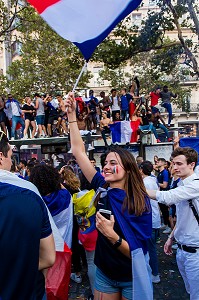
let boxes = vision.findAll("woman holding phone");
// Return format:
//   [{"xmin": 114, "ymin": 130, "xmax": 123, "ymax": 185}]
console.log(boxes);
[{"xmin": 66, "ymin": 93, "xmax": 152, "ymax": 300}]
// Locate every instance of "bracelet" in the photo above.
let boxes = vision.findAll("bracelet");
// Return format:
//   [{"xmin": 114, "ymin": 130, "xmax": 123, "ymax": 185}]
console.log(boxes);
[
  {"xmin": 168, "ymin": 235, "xmax": 174, "ymax": 240},
  {"xmin": 68, "ymin": 120, "xmax": 77, "ymax": 123},
  {"xmin": 112, "ymin": 236, "xmax": 122, "ymax": 248}
]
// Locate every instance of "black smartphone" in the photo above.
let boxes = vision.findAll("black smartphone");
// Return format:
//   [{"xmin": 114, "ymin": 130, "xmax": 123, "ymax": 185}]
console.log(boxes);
[{"xmin": 99, "ymin": 209, "xmax": 112, "ymax": 220}]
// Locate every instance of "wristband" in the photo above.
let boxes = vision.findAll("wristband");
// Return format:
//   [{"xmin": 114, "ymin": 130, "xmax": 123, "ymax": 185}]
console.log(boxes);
[
  {"xmin": 112, "ymin": 236, "xmax": 122, "ymax": 248},
  {"xmin": 68, "ymin": 121, "xmax": 77, "ymax": 123},
  {"xmin": 168, "ymin": 235, "xmax": 174, "ymax": 240}
]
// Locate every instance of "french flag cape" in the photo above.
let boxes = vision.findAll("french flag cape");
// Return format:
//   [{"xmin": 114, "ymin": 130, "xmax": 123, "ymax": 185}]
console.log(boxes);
[
  {"xmin": 109, "ymin": 121, "xmax": 135, "ymax": 144},
  {"xmin": 95, "ymin": 185, "xmax": 153, "ymax": 300},
  {"xmin": 27, "ymin": 0, "xmax": 142, "ymax": 60},
  {"xmin": 96, "ymin": 187, "xmax": 153, "ymax": 300},
  {"xmin": 43, "ymin": 189, "xmax": 73, "ymax": 248},
  {"xmin": 0, "ymin": 170, "xmax": 71, "ymax": 300}
]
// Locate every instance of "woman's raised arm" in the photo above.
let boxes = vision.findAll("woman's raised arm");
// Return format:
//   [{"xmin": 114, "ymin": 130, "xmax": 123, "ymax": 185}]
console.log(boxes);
[{"xmin": 65, "ymin": 93, "xmax": 97, "ymax": 183}]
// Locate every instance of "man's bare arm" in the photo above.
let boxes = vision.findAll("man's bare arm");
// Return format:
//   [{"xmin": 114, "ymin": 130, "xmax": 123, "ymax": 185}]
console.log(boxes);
[{"xmin": 39, "ymin": 234, "xmax": 56, "ymax": 270}]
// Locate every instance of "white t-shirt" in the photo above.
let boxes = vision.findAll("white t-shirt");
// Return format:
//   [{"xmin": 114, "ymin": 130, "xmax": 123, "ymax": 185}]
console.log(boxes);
[
  {"xmin": 51, "ymin": 153, "xmax": 64, "ymax": 168},
  {"xmin": 110, "ymin": 96, "xmax": 120, "ymax": 111},
  {"xmin": 143, "ymin": 176, "xmax": 161, "ymax": 229},
  {"xmin": 11, "ymin": 101, "xmax": 20, "ymax": 116}
]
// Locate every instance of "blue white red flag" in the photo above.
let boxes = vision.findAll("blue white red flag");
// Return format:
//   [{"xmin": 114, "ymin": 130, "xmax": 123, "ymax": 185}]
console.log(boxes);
[
  {"xmin": 0, "ymin": 170, "xmax": 69, "ymax": 252},
  {"xmin": 94, "ymin": 185, "xmax": 153, "ymax": 300},
  {"xmin": 27, "ymin": 0, "xmax": 142, "ymax": 60},
  {"xmin": 43, "ymin": 189, "xmax": 73, "ymax": 248},
  {"xmin": 109, "ymin": 121, "xmax": 135, "ymax": 144}
]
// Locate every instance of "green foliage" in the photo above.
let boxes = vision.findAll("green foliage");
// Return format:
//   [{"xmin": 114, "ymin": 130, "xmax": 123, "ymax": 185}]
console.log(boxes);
[
  {"xmin": 98, "ymin": 50, "xmax": 192, "ymax": 110},
  {"xmin": 1, "ymin": 4, "xmax": 91, "ymax": 98},
  {"xmin": 92, "ymin": 0, "xmax": 198, "ymax": 108}
]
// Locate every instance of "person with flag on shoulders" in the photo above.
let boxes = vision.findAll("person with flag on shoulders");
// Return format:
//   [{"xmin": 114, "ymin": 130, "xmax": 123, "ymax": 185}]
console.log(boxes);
[
  {"xmin": 0, "ymin": 130, "xmax": 55, "ymax": 300},
  {"xmin": 30, "ymin": 164, "xmax": 73, "ymax": 249},
  {"xmin": 65, "ymin": 92, "xmax": 153, "ymax": 300}
]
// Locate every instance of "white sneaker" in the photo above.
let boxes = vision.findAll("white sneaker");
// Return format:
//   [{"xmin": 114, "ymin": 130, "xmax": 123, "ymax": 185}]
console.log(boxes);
[
  {"xmin": 152, "ymin": 274, "xmax": 161, "ymax": 284},
  {"xmin": 10, "ymin": 137, "xmax": 15, "ymax": 141},
  {"xmin": 70, "ymin": 273, "xmax": 82, "ymax": 284},
  {"xmin": 67, "ymin": 148, "xmax": 72, "ymax": 153},
  {"xmin": 160, "ymin": 224, "xmax": 167, "ymax": 229},
  {"xmin": 88, "ymin": 144, "xmax": 95, "ymax": 151},
  {"xmin": 163, "ymin": 227, "xmax": 172, "ymax": 234}
]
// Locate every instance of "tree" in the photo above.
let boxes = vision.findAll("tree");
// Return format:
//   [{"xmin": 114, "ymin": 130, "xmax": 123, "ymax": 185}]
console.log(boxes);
[
  {"xmin": 163, "ymin": 0, "xmax": 199, "ymax": 75},
  {"xmin": 1, "ymin": 3, "xmax": 91, "ymax": 98},
  {"xmin": 93, "ymin": 0, "xmax": 198, "ymax": 76},
  {"xmin": 0, "ymin": 0, "xmax": 26, "ymax": 41}
]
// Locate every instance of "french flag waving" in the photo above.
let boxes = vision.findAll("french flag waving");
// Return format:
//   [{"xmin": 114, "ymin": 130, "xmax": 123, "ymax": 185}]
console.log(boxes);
[
  {"xmin": 109, "ymin": 121, "xmax": 136, "ymax": 144},
  {"xmin": 27, "ymin": 0, "xmax": 142, "ymax": 60}
]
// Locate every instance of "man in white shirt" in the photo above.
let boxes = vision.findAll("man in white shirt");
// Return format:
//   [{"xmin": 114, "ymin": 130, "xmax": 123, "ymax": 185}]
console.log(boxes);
[
  {"xmin": 148, "ymin": 147, "xmax": 199, "ymax": 300},
  {"xmin": 139, "ymin": 160, "xmax": 161, "ymax": 284},
  {"xmin": 6, "ymin": 94, "xmax": 25, "ymax": 139},
  {"xmin": 109, "ymin": 88, "xmax": 121, "ymax": 121}
]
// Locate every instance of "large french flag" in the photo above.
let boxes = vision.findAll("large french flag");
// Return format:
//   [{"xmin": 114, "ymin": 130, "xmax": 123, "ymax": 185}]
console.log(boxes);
[
  {"xmin": 109, "ymin": 121, "xmax": 135, "ymax": 144},
  {"xmin": 27, "ymin": 0, "xmax": 142, "ymax": 60},
  {"xmin": 43, "ymin": 189, "xmax": 73, "ymax": 248}
]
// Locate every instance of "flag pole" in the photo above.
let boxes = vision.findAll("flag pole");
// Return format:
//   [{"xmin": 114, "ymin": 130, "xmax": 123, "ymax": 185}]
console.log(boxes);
[{"xmin": 72, "ymin": 60, "xmax": 87, "ymax": 92}]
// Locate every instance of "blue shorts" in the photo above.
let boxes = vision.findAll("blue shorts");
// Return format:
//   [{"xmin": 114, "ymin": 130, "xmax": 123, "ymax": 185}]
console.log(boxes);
[
  {"xmin": 95, "ymin": 267, "xmax": 132, "ymax": 300},
  {"xmin": 36, "ymin": 115, "xmax": 45, "ymax": 125}
]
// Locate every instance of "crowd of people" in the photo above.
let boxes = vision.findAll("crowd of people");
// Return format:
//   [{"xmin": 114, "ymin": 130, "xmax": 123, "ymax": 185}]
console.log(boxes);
[
  {"xmin": 0, "ymin": 90, "xmax": 198, "ymax": 300},
  {"xmin": 0, "ymin": 83, "xmax": 177, "ymax": 145}
]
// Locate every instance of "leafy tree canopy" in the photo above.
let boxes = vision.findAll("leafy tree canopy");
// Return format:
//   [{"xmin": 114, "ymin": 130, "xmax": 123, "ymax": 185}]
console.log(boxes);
[{"xmin": 0, "ymin": 2, "xmax": 91, "ymax": 99}]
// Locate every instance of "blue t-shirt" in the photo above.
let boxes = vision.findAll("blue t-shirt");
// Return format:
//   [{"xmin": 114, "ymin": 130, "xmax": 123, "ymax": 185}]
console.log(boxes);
[
  {"xmin": 120, "ymin": 93, "xmax": 132, "ymax": 110},
  {"xmin": 157, "ymin": 169, "xmax": 169, "ymax": 190},
  {"xmin": 88, "ymin": 96, "xmax": 98, "ymax": 113},
  {"xmin": 91, "ymin": 172, "xmax": 132, "ymax": 282},
  {"xmin": 0, "ymin": 182, "xmax": 52, "ymax": 300}
]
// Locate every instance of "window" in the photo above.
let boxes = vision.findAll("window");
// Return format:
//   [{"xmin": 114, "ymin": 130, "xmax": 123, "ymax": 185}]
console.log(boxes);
[
  {"xmin": 131, "ymin": 13, "xmax": 142, "ymax": 27},
  {"xmin": 93, "ymin": 66, "xmax": 104, "ymax": 87},
  {"xmin": 11, "ymin": 41, "xmax": 22, "ymax": 57},
  {"xmin": 148, "ymin": 0, "xmax": 158, "ymax": 6}
]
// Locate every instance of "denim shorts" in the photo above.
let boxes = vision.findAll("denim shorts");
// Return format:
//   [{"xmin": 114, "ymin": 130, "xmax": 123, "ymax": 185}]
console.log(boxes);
[
  {"xmin": 95, "ymin": 267, "xmax": 132, "ymax": 300},
  {"xmin": 36, "ymin": 115, "xmax": 45, "ymax": 125}
]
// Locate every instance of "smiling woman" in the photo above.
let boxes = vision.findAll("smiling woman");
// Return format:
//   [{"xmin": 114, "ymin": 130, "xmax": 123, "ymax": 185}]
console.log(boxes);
[{"xmin": 64, "ymin": 93, "xmax": 153, "ymax": 300}]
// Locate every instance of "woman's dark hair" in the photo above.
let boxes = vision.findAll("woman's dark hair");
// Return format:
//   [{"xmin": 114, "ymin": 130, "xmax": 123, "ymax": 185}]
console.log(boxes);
[
  {"xmin": 0, "ymin": 133, "xmax": 9, "ymax": 157},
  {"xmin": 29, "ymin": 164, "xmax": 61, "ymax": 196},
  {"xmin": 139, "ymin": 161, "xmax": 153, "ymax": 176},
  {"xmin": 96, "ymin": 147, "xmax": 149, "ymax": 216}
]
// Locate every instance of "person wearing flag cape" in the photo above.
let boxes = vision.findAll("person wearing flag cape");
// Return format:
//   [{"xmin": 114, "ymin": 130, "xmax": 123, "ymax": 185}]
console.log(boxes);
[{"xmin": 65, "ymin": 93, "xmax": 153, "ymax": 300}]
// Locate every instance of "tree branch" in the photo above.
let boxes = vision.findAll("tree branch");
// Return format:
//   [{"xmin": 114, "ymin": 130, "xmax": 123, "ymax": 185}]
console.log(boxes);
[
  {"xmin": 186, "ymin": 0, "xmax": 199, "ymax": 37},
  {"xmin": 163, "ymin": 0, "xmax": 199, "ymax": 75}
]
